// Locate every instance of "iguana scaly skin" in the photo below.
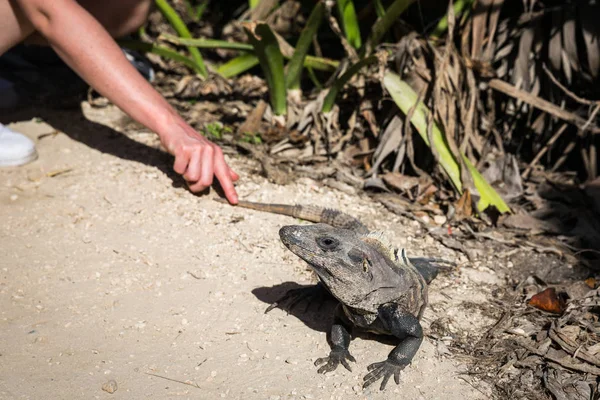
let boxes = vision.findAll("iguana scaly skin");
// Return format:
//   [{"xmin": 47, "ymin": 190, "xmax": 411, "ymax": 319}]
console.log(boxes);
[
  {"xmin": 215, "ymin": 198, "xmax": 444, "ymax": 390},
  {"xmin": 217, "ymin": 199, "xmax": 370, "ymax": 234}
]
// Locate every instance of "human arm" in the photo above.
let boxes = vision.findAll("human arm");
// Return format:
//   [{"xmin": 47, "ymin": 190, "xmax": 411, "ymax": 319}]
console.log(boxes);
[{"xmin": 14, "ymin": 0, "xmax": 239, "ymax": 203}]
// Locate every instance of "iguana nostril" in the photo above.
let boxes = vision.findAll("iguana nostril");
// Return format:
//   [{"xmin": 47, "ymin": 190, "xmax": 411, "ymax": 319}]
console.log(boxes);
[{"xmin": 279, "ymin": 225, "xmax": 297, "ymax": 239}]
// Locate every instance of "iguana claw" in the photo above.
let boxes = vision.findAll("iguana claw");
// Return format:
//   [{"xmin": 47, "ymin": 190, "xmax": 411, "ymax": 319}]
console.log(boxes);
[
  {"xmin": 363, "ymin": 359, "xmax": 405, "ymax": 390},
  {"xmin": 314, "ymin": 348, "xmax": 356, "ymax": 373}
]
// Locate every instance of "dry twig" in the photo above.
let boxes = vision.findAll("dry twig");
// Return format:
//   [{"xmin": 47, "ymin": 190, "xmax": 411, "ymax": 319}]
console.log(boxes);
[
  {"xmin": 515, "ymin": 339, "xmax": 600, "ymax": 375},
  {"xmin": 522, "ymin": 123, "xmax": 568, "ymax": 178},
  {"xmin": 549, "ymin": 323, "xmax": 600, "ymax": 368},
  {"xmin": 488, "ymin": 79, "xmax": 600, "ymax": 134}
]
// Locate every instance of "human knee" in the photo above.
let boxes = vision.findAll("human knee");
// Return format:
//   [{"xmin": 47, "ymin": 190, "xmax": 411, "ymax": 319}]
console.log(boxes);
[
  {"xmin": 0, "ymin": 0, "xmax": 36, "ymax": 55},
  {"xmin": 80, "ymin": 0, "xmax": 153, "ymax": 38},
  {"xmin": 117, "ymin": 0, "xmax": 153, "ymax": 36}
]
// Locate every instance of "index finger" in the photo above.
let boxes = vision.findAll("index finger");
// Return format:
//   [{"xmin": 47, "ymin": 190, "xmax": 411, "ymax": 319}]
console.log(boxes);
[{"xmin": 214, "ymin": 158, "xmax": 238, "ymax": 204}]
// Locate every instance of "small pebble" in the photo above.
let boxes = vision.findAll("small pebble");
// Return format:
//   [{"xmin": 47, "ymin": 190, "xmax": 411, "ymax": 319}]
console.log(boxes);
[
  {"xmin": 9, "ymin": 194, "xmax": 18, "ymax": 201},
  {"xmin": 101, "ymin": 379, "xmax": 118, "ymax": 394},
  {"xmin": 433, "ymin": 215, "xmax": 447, "ymax": 225}
]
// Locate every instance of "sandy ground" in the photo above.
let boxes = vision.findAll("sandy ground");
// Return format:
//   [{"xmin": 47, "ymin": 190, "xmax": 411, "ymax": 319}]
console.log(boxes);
[{"xmin": 0, "ymin": 104, "xmax": 496, "ymax": 399}]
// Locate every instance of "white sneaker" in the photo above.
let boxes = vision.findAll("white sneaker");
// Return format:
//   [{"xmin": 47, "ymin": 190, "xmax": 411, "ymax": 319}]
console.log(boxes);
[{"xmin": 0, "ymin": 123, "xmax": 38, "ymax": 167}]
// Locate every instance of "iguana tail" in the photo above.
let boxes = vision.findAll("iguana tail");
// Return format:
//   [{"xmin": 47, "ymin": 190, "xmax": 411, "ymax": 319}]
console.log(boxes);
[{"xmin": 215, "ymin": 199, "xmax": 369, "ymax": 234}]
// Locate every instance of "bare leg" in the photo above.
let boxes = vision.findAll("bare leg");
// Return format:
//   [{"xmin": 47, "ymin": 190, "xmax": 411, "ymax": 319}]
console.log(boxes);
[
  {"xmin": 0, "ymin": 1, "xmax": 34, "ymax": 55},
  {"xmin": 0, "ymin": 0, "xmax": 152, "ymax": 55}
]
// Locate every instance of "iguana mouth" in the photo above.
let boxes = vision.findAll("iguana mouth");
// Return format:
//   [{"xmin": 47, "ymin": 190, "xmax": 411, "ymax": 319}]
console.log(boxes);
[
  {"xmin": 279, "ymin": 225, "xmax": 337, "ymax": 281},
  {"xmin": 281, "ymin": 242, "xmax": 333, "ymax": 277},
  {"xmin": 279, "ymin": 225, "xmax": 314, "ymax": 254}
]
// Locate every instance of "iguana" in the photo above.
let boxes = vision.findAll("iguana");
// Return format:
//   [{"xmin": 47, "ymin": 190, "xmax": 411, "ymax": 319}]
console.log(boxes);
[{"xmin": 215, "ymin": 199, "xmax": 447, "ymax": 390}]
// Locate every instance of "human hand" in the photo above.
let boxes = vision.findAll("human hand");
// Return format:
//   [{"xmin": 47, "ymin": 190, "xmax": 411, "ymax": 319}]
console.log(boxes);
[{"xmin": 160, "ymin": 119, "xmax": 239, "ymax": 204}]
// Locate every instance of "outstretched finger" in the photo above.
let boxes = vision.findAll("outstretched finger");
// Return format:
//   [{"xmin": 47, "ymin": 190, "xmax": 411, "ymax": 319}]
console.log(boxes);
[{"xmin": 214, "ymin": 158, "xmax": 238, "ymax": 204}]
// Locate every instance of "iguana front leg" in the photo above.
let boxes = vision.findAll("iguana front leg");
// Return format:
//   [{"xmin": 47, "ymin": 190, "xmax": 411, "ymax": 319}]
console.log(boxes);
[
  {"xmin": 314, "ymin": 304, "xmax": 356, "ymax": 373},
  {"xmin": 363, "ymin": 303, "xmax": 423, "ymax": 390}
]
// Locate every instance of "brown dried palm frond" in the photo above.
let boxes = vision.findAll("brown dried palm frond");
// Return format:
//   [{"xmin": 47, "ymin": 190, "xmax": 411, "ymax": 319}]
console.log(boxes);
[{"xmin": 463, "ymin": 0, "xmax": 600, "ymax": 180}]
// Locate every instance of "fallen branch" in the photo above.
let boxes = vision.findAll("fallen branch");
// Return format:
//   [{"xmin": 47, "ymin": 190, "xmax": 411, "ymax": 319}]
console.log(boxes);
[
  {"xmin": 488, "ymin": 79, "xmax": 600, "ymax": 134},
  {"xmin": 551, "ymin": 140, "xmax": 577, "ymax": 172},
  {"xmin": 522, "ymin": 123, "xmax": 568, "ymax": 178},
  {"xmin": 549, "ymin": 323, "xmax": 600, "ymax": 368},
  {"xmin": 514, "ymin": 338, "xmax": 600, "ymax": 375},
  {"xmin": 145, "ymin": 372, "xmax": 202, "ymax": 389},
  {"xmin": 542, "ymin": 63, "xmax": 600, "ymax": 107}
]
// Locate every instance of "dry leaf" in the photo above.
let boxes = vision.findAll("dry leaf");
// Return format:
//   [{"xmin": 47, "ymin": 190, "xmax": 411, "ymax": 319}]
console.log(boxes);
[
  {"xmin": 416, "ymin": 184, "xmax": 437, "ymax": 205},
  {"xmin": 381, "ymin": 172, "xmax": 420, "ymax": 193},
  {"xmin": 455, "ymin": 189, "xmax": 473, "ymax": 219},
  {"xmin": 237, "ymin": 100, "xmax": 267, "ymax": 136},
  {"xmin": 585, "ymin": 277, "xmax": 596, "ymax": 289},
  {"xmin": 528, "ymin": 288, "xmax": 566, "ymax": 314},
  {"xmin": 501, "ymin": 213, "xmax": 562, "ymax": 234}
]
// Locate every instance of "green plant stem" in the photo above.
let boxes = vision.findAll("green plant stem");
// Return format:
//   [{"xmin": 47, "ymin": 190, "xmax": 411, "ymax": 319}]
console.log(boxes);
[
  {"xmin": 286, "ymin": 1, "xmax": 325, "ymax": 89},
  {"xmin": 374, "ymin": 0, "xmax": 386, "ymax": 17},
  {"xmin": 430, "ymin": 0, "xmax": 471, "ymax": 38},
  {"xmin": 306, "ymin": 67, "xmax": 323, "ymax": 89},
  {"xmin": 321, "ymin": 55, "xmax": 377, "ymax": 113},
  {"xmin": 245, "ymin": 24, "xmax": 287, "ymax": 116},
  {"xmin": 365, "ymin": 0, "xmax": 416, "ymax": 54},
  {"xmin": 162, "ymin": 34, "xmax": 254, "ymax": 51},
  {"xmin": 155, "ymin": 0, "xmax": 207, "ymax": 77},
  {"xmin": 303, "ymin": 55, "xmax": 339, "ymax": 72},
  {"xmin": 163, "ymin": 34, "xmax": 339, "ymax": 72},
  {"xmin": 336, "ymin": 0, "xmax": 362, "ymax": 49},
  {"xmin": 216, "ymin": 53, "xmax": 260, "ymax": 78},
  {"xmin": 118, "ymin": 39, "xmax": 205, "ymax": 72}
]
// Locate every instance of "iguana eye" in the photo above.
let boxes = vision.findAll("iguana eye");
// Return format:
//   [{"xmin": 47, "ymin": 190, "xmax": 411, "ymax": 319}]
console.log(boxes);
[{"xmin": 316, "ymin": 237, "xmax": 340, "ymax": 251}]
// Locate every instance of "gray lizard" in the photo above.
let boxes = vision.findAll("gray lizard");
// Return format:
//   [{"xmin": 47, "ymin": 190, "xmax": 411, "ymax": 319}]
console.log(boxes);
[{"xmin": 216, "ymin": 199, "xmax": 445, "ymax": 390}]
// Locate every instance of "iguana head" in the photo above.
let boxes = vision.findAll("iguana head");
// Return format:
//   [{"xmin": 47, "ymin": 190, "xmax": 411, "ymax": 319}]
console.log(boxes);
[{"xmin": 279, "ymin": 224, "xmax": 419, "ymax": 312}]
